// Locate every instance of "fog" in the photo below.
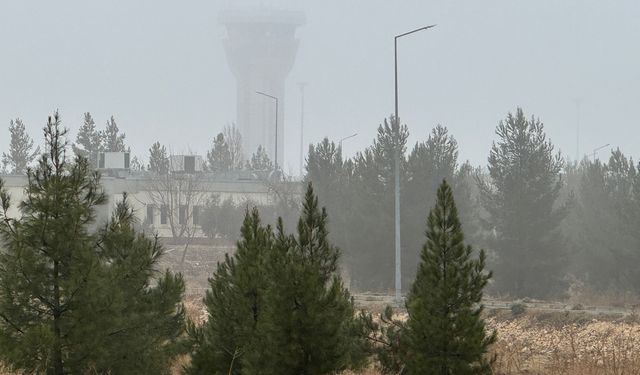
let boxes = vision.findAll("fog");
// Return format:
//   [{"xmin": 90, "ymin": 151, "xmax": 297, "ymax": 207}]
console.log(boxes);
[{"xmin": 1, "ymin": 0, "xmax": 639, "ymax": 171}]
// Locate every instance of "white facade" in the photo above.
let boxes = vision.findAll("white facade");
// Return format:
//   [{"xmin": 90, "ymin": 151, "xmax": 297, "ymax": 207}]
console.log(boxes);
[{"xmin": 1, "ymin": 172, "xmax": 295, "ymax": 239}]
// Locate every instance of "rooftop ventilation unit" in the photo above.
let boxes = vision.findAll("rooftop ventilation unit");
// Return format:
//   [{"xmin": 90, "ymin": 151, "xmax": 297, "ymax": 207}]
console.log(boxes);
[
  {"xmin": 98, "ymin": 152, "xmax": 130, "ymax": 170},
  {"xmin": 170, "ymin": 155, "xmax": 203, "ymax": 174}
]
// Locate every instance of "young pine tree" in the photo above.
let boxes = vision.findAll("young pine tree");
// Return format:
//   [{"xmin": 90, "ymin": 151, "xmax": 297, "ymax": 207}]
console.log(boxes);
[
  {"xmin": 186, "ymin": 208, "xmax": 273, "ymax": 375},
  {"xmin": 101, "ymin": 116, "xmax": 127, "ymax": 152},
  {"xmin": 247, "ymin": 145, "xmax": 273, "ymax": 171},
  {"xmin": 403, "ymin": 179, "xmax": 495, "ymax": 375},
  {"xmin": 0, "ymin": 113, "xmax": 107, "ymax": 374},
  {"xmin": 246, "ymin": 183, "xmax": 368, "ymax": 375},
  {"xmin": 0, "ymin": 113, "xmax": 185, "ymax": 374},
  {"xmin": 86, "ymin": 194, "xmax": 185, "ymax": 375},
  {"xmin": 206, "ymin": 133, "xmax": 232, "ymax": 172},
  {"xmin": 148, "ymin": 141, "xmax": 170, "ymax": 174},
  {"xmin": 1, "ymin": 118, "xmax": 40, "ymax": 174},
  {"xmin": 72, "ymin": 112, "xmax": 102, "ymax": 162}
]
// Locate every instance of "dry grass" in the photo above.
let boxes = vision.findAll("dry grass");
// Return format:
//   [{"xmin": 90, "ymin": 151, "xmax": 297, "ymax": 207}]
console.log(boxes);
[{"xmin": 488, "ymin": 310, "xmax": 640, "ymax": 375}]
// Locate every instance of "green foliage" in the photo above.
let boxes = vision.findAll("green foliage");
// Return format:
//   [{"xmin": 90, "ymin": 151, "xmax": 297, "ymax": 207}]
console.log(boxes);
[
  {"xmin": 304, "ymin": 120, "xmax": 478, "ymax": 292},
  {"xmin": 365, "ymin": 306, "xmax": 406, "ymax": 374},
  {"xmin": 0, "ymin": 113, "xmax": 184, "ymax": 374},
  {"xmin": 246, "ymin": 184, "xmax": 369, "ymax": 375},
  {"xmin": 402, "ymin": 125, "xmax": 477, "ymax": 287},
  {"xmin": 86, "ymin": 195, "xmax": 186, "ymax": 374},
  {"xmin": 564, "ymin": 150, "xmax": 640, "ymax": 292},
  {"xmin": 343, "ymin": 117, "xmax": 407, "ymax": 290},
  {"xmin": 206, "ymin": 133, "xmax": 233, "ymax": 172},
  {"xmin": 72, "ymin": 112, "xmax": 102, "ymax": 162},
  {"xmin": 101, "ymin": 116, "xmax": 127, "ymax": 152},
  {"xmin": 148, "ymin": 141, "xmax": 170, "ymax": 174},
  {"xmin": 247, "ymin": 145, "xmax": 274, "ymax": 171},
  {"xmin": 403, "ymin": 180, "xmax": 496, "ymax": 374},
  {"xmin": 186, "ymin": 208, "xmax": 273, "ymax": 375},
  {"xmin": 1, "ymin": 118, "xmax": 40, "ymax": 174},
  {"xmin": 478, "ymin": 108, "xmax": 567, "ymax": 298},
  {"xmin": 190, "ymin": 184, "xmax": 368, "ymax": 374}
]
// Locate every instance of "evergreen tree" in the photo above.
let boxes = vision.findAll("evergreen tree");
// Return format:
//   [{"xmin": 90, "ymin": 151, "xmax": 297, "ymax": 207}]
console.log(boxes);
[
  {"xmin": 403, "ymin": 125, "xmax": 477, "ymax": 288},
  {"xmin": 247, "ymin": 145, "xmax": 274, "ymax": 171},
  {"xmin": 72, "ymin": 112, "xmax": 102, "ymax": 162},
  {"xmin": 186, "ymin": 208, "xmax": 273, "ymax": 375},
  {"xmin": 206, "ymin": 132, "xmax": 232, "ymax": 172},
  {"xmin": 345, "ymin": 116, "xmax": 408, "ymax": 290},
  {"xmin": 403, "ymin": 180, "xmax": 495, "ymax": 374},
  {"xmin": 0, "ymin": 113, "xmax": 107, "ymax": 373},
  {"xmin": 148, "ymin": 141, "xmax": 170, "ymax": 174},
  {"xmin": 477, "ymin": 108, "xmax": 567, "ymax": 298},
  {"xmin": 564, "ymin": 150, "xmax": 640, "ymax": 292},
  {"xmin": 129, "ymin": 155, "xmax": 145, "ymax": 171},
  {"xmin": 246, "ymin": 184, "xmax": 368, "ymax": 375},
  {"xmin": 0, "ymin": 113, "xmax": 185, "ymax": 373},
  {"xmin": 87, "ymin": 195, "xmax": 185, "ymax": 374},
  {"xmin": 101, "ymin": 116, "xmax": 127, "ymax": 152},
  {"xmin": 1, "ymin": 118, "xmax": 40, "ymax": 174}
]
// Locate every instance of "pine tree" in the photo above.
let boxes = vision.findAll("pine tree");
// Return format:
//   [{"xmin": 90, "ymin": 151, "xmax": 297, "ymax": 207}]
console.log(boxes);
[
  {"xmin": 186, "ymin": 208, "xmax": 273, "ymax": 375},
  {"xmin": 0, "ymin": 113, "xmax": 185, "ymax": 373},
  {"xmin": 247, "ymin": 145, "xmax": 274, "ymax": 171},
  {"xmin": 87, "ymin": 195, "xmax": 185, "ymax": 374},
  {"xmin": 403, "ymin": 125, "xmax": 477, "ymax": 288},
  {"xmin": 477, "ymin": 108, "xmax": 567, "ymax": 298},
  {"xmin": 403, "ymin": 179, "xmax": 495, "ymax": 375},
  {"xmin": 1, "ymin": 118, "xmax": 40, "ymax": 174},
  {"xmin": 0, "ymin": 113, "xmax": 107, "ymax": 373},
  {"xmin": 346, "ymin": 116, "xmax": 408, "ymax": 290},
  {"xmin": 101, "ymin": 116, "xmax": 126, "ymax": 152},
  {"xmin": 246, "ymin": 183, "xmax": 368, "ymax": 375},
  {"xmin": 206, "ymin": 132, "xmax": 232, "ymax": 172},
  {"xmin": 148, "ymin": 141, "xmax": 170, "ymax": 174},
  {"xmin": 72, "ymin": 112, "xmax": 102, "ymax": 162}
]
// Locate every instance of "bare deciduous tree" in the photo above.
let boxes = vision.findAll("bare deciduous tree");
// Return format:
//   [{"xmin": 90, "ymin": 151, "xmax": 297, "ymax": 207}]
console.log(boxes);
[{"xmin": 146, "ymin": 156, "xmax": 208, "ymax": 264}]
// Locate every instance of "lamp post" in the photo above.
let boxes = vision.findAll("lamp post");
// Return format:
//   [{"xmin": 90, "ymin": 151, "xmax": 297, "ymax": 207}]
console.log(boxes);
[
  {"xmin": 256, "ymin": 91, "xmax": 279, "ymax": 170},
  {"xmin": 394, "ymin": 24, "xmax": 436, "ymax": 305},
  {"xmin": 298, "ymin": 82, "xmax": 307, "ymax": 177},
  {"xmin": 591, "ymin": 143, "xmax": 610, "ymax": 160},
  {"xmin": 338, "ymin": 133, "xmax": 358, "ymax": 151}
]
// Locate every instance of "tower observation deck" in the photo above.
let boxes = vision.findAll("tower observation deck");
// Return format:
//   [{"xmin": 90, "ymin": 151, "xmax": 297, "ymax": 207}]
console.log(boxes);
[{"xmin": 219, "ymin": 6, "xmax": 305, "ymax": 168}]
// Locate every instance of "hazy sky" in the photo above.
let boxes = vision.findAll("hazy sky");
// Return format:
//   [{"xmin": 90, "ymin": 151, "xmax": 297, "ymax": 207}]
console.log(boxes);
[{"xmin": 1, "ymin": 0, "xmax": 639, "ymax": 174}]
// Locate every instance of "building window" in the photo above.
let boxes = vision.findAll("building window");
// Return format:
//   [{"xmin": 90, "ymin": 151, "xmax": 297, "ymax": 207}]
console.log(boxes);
[
  {"xmin": 184, "ymin": 156, "xmax": 195, "ymax": 173},
  {"xmin": 160, "ymin": 205, "xmax": 168, "ymax": 225},
  {"xmin": 193, "ymin": 206, "xmax": 201, "ymax": 226},
  {"xmin": 179, "ymin": 205, "xmax": 188, "ymax": 225},
  {"xmin": 146, "ymin": 204, "xmax": 154, "ymax": 225}
]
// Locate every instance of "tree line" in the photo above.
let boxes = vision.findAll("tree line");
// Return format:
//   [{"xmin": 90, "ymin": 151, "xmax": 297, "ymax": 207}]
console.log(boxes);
[
  {"xmin": 306, "ymin": 108, "xmax": 640, "ymax": 299},
  {"xmin": 4, "ymin": 107, "xmax": 640, "ymax": 299},
  {"xmin": 0, "ymin": 112, "xmax": 496, "ymax": 374}
]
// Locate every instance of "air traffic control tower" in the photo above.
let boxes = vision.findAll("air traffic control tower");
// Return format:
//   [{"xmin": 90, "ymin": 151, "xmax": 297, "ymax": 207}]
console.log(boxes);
[{"xmin": 219, "ymin": 5, "xmax": 305, "ymax": 168}]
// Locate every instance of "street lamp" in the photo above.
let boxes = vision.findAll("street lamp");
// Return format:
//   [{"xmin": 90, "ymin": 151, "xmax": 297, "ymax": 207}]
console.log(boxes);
[
  {"xmin": 256, "ymin": 91, "xmax": 279, "ymax": 170},
  {"xmin": 298, "ymin": 82, "xmax": 307, "ymax": 178},
  {"xmin": 338, "ymin": 133, "xmax": 358, "ymax": 151},
  {"xmin": 591, "ymin": 143, "xmax": 610, "ymax": 160},
  {"xmin": 394, "ymin": 24, "xmax": 436, "ymax": 305}
]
